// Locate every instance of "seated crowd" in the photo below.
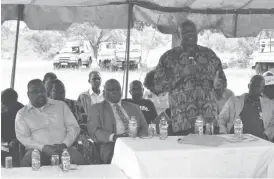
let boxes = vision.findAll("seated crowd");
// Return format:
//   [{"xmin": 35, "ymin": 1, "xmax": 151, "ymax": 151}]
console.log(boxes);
[{"xmin": 1, "ymin": 70, "xmax": 274, "ymax": 167}]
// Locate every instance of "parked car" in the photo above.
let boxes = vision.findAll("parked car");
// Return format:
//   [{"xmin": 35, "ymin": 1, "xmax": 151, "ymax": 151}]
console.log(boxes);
[{"xmin": 53, "ymin": 40, "xmax": 94, "ymax": 69}]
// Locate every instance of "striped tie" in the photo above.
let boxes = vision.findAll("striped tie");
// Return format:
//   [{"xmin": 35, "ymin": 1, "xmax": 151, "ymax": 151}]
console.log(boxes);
[{"xmin": 114, "ymin": 103, "xmax": 129, "ymax": 131}]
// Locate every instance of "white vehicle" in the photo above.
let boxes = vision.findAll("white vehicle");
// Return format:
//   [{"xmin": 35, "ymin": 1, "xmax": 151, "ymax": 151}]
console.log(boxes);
[
  {"xmin": 53, "ymin": 40, "xmax": 94, "ymax": 69},
  {"xmin": 97, "ymin": 42, "xmax": 142, "ymax": 70},
  {"xmin": 251, "ymin": 38, "xmax": 274, "ymax": 74},
  {"xmin": 114, "ymin": 43, "xmax": 142, "ymax": 70},
  {"xmin": 97, "ymin": 42, "xmax": 117, "ymax": 69}
]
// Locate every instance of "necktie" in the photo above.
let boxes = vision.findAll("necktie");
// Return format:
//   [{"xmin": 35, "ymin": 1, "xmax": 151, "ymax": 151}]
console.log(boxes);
[{"xmin": 114, "ymin": 104, "xmax": 129, "ymax": 131}]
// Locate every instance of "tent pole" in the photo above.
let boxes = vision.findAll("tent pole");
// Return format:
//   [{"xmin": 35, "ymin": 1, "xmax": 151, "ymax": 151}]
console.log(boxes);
[
  {"xmin": 233, "ymin": 13, "xmax": 238, "ymax": 37},
  {"xmin": 124, "ymin": 3, "xmax": 133, "ymax": 99},
  {"xmin": 10, "ymin": 5, "xmax": 23, "ymax": 89}
]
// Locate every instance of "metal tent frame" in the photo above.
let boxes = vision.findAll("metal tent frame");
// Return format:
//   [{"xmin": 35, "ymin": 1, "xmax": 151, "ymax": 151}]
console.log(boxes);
[{"xmin": 2, "ymin": 1, "xmax": 274, "ymax": 98}]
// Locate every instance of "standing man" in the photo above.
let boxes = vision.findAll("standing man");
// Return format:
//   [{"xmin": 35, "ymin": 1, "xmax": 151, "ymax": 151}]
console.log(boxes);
[
  {"xmin": 78, "ymin": 71, "xmax": 104, "ymax": 115},
  {"xmin": 144, "ymin": 20, "xmax": 227, "ymax": 135},
  {"xmin": 87, "ymin": 79, "xmax": 148, "ymax": 164},
  {"xmin": 123, "ymin": 80, "xmax": 158, "ymax": 124}
]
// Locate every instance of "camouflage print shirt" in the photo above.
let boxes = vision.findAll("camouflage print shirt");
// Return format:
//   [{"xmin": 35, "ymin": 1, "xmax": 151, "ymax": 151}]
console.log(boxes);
[{"xmin": 152, "ymin": 45, "xmax": 227, "ymax": 133}]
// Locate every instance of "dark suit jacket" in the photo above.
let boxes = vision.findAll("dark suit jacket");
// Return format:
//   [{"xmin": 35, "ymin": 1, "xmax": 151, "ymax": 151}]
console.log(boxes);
[
  {"xmin": 86, "ymin": 100, "xmax": 148, "ymax": 163},
  {"xmin": 87, "ymin": 100, "xmax": 148, "ymax": 144}
]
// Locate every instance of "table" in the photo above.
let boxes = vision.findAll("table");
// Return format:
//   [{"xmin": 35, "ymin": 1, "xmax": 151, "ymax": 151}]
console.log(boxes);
[
  {"xmin": 112, "ymin": 134, "xmax": 274, "ymax": 178},
  {"xmin": 1, "ymin": 164, "xmax": 128, "ymax": 178}
]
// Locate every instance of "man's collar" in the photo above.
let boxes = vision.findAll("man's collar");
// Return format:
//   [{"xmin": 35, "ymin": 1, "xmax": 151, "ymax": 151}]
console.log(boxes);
[
  {"xmin": 245, "ymin": 93, "xmax": 262, "ymax": 102},
  {"xmin": 107, "ymin": 100, "xmax": 122, "ymax": 108},
  {"xmin": 89, "ymin": 87, "xmax": 102, "ymax": 96},
  {"xmin": 179, "ymin": 44, "xmax": 200, "ymax": 53},
  {"xmin": 27, "ymin": 98, "xmax": 54, "ymax": 111}
]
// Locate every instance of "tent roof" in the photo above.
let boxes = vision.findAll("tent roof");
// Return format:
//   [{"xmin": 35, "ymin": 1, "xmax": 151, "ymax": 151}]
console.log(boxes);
[{"xmin": 2, "ymin": 0, "xmax": 274, "ymax": 37}]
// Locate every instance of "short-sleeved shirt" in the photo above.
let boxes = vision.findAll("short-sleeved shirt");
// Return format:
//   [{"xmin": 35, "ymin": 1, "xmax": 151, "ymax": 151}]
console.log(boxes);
[
  {"xmin": 122, "ymin": 98, "xmax": 158, "ymax": 124},
  {"xmin": 152, "ymin": 45, "xmax": 227, "ymax": 133}
]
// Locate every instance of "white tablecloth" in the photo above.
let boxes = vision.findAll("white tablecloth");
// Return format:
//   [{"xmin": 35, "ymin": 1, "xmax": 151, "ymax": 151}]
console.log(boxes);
[
  {"xmin": 1, "ymin": 164, "xmax": 128, "ymax": 178},
  {"xmin": 112, "ymin": 135, "xmax": 274, "ymax": 178}
]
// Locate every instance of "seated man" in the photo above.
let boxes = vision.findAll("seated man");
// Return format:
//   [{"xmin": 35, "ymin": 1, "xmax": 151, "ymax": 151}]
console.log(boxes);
[
  {"xmin": 48, "ymin": 79, "xmax": 101, "ymax": 164},
  {"xmin": 218, "ymin": 75, "xmax": 274, "ymax": 141},
  {"xmin": 87, "ymin": 79, "xmax": 148, "ymax": 164},
  {"xmin": 122, "ymin": 80, "xmax": 158, "ymax": 124},
  {"xmin": 1, "ymin": 88, "xmax": 24, "ymax": 167},
  {"xmin": 15, "ymin": 79, "xmax": 86, "ymax": 166}
]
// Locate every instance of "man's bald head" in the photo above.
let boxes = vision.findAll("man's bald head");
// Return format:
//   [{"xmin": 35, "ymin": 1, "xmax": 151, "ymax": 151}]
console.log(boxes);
[
  {"xmin": 249, "ymin": 75, "xmax": 265, "ymax": 96},
  {"xmin": 178, "ymin": 20, "xmax": 197, "ymax": 32},
  {"xmin": 103, "ymin": 79, "xmax": 122, "ymax": 103},
  {"xmin": 178, "ymin": 20, "xmax": 198, "ymax": 46},
  {"xmin": 250, "ymin": 75, "xmax": 265, "ymax": 84},
  {"xmin": 130, "ymin": 80, "xmax": 142, "ymax": 90},
  {"xmin": 105, "ymin": 79, "xmax": 120, "ymax": 89}
]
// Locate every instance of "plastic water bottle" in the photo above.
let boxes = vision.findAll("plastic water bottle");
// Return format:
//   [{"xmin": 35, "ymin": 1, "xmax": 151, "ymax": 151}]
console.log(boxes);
[
  {"xmin": 129, "ymin": 116, "xmax": 138, "ymax": 138},
  {"xmin": 32, "ymin": 149, "xmax": 40, "ymax": 171},
  {"xmin": 195, "ymin": 115, "xmax": 204, "ymax": 135},
  {"xmin": 234, "ymin": 118, "xmax": 243, "ymax": 139},
  {"xmin": 159, "ymin": 116, "xmax": 168, "ymax": 140},
  {"xmin": 61, "ymin": 149, "xmax": 70, "ymax": 172}
]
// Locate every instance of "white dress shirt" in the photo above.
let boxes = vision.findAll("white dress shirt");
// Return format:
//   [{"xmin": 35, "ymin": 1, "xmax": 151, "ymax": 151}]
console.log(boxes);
[
  {"xmin": 15, "ymin": 99, "xmax": 80, "ymax": 151},
  {"xmin": 89, "ymin": 88, "xmax": 104, "ymax": 104}
]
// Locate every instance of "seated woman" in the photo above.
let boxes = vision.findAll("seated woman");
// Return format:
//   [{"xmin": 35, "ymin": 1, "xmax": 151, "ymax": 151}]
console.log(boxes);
[
  {"xmin": 1, "ymin": 88, "xmax": 24, "ymax": 167},
  {"xmin": 48, "ymin": 79, "xmax": 101, "ymax": 164},
  {"xmin": 215, "ymin": 87, "xmax": 235, "ymax": 114},
  {"xmin": 42, "ymin": 72, "xmax": 57, "ymax": 97}
]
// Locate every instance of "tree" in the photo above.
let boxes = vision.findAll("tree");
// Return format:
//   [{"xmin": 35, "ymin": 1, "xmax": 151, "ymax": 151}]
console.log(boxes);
[
  {"xmin": 25, "ymin": 31, "xmax": 66, "ymax": 59},
  {"xmin": 64, "ymin": 22, "xmax": 122, "ymax": 58}
]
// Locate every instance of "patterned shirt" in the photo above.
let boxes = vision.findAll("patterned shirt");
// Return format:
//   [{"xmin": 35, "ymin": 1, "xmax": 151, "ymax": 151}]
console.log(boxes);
[
  {"xmin": 64, "ymin": 98, "xmax": 97, "ymax": 164},
  {"xmin": 151, "ymin": 45, "xmax": 227, "ymax": 133},
  {"xmin": 64, "ymin": 99, "xmax": 87, "ymax": 132}
]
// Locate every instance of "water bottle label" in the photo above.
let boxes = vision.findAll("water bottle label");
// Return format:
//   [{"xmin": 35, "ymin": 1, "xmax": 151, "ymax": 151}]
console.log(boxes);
[
  {"xmin": 195, "ymin": 124, "xmax": 203, "ymax": 135},
  {"xmin": 62, "ymin": 158, "xmax": 70, "ymax": 171},
  {"xmin": 129, "ymin": 124, "xmax": 137, "ymax": 138},
  {"xmin": 32, "ymin": 159, "xmax": 40, "ymax": 169},
  {"xmin": 159, "ymin": 128, "xmax": 168, "ymax": 139}
]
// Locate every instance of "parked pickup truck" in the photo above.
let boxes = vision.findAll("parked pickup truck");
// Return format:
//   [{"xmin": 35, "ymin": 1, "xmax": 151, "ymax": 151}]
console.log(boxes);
[
  {"xmin": 97, "ymin": 42, "xmax": 142, "ymax": 71},
  {"xmin": 53, "ymin": 40, "xmax": 94, "ymax": 69},
  {"xmin": 251, "ymin": 38, "xmax": 274, "ymax": 74}
]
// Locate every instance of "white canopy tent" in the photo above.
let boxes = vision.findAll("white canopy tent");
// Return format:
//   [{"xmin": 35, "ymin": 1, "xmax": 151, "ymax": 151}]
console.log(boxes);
[{"xmin": 2, "ymin": 0, "xmax": 274, "ymax": 97}]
